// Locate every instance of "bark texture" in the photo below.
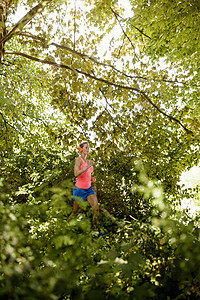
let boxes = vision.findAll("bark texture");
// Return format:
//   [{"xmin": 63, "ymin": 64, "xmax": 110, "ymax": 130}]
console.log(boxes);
[{"xmin": 0, "ymin": 0, "xmax": 11, "ymax": 62}]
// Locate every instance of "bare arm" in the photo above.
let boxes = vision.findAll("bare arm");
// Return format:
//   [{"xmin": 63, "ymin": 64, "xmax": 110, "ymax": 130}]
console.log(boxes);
[{"xmin": 74, "ymin": 157, "xmax": 94, "ymax": 177}]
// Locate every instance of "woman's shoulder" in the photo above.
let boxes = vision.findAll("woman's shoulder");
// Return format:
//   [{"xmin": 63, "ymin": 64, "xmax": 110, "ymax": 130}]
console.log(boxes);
[{"xmin": 75, "ymin": 156, "xmax": 83, "ymax": 164}]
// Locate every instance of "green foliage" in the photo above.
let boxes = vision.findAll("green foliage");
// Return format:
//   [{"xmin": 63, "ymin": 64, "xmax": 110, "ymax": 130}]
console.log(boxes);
[
  {"xmin": 1, "ymin": 169, "xmax": 200, "ymax": 299},
  {"xmin": 128, "ymin": 0, "xmax": 200, "ymax": 69},
  {"xmin": 1, "ymin": 0, "xmax": 200, "ymax": 299}
]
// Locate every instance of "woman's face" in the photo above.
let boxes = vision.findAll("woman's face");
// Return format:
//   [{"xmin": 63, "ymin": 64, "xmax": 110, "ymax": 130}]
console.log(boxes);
[{"xmin": 82, "ymin": 143, "xmax": 90, "ymax": 154}]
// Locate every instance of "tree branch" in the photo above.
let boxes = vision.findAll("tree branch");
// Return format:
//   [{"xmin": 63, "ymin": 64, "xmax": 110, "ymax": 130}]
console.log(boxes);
[
  {"xmin": 132, "ymin": 25, "xmax": 151, "ymax": 40},
  {"xmin": 5, "ymin": 50, "xmax": 140, "ymax": 90},
  {"xmin": 100, "ymin": 207, "xmax": 122, "ymax": 227},
  {"xmin": 18, "ymin": 32, "xmax": 186, "ymax": 85},
  {"xmin": 110, "ymin": 7, "xmax": 151, "ymax": 40},
  {"xmin": 99, "ymin": 87, "xmax": 127, "ymax": 134},
  {"xmin": 0, "ymin": 111, "xmax": 16, "ymax": 130},
  {"xmin": 139, "ymin": 91, "xmax": 191, "ymax": 133},
  {"xmin": 110, "ymin": 7, "xmax": 138, "ymax": 59},
  {"xmin": 5, "ymin": 50, "xmax": 191, "ymax": 133},
  {"xmin": 0, "ymin": 0, "xmax": 51, "ymax": 45}
]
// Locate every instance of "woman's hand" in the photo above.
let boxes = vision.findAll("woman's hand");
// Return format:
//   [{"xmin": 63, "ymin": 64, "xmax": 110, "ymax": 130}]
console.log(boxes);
[
  {"xmin": 91, "ymin": 176, "xmax": 96, "ymax": 183},
  {"xmin": 88, "ymin": 160, "xmax": 94, "ymax": 167}
]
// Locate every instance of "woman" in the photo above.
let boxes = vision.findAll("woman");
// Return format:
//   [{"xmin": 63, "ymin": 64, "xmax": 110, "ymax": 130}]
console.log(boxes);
[{"xmin": 70, "ymin": 141, "xmax": 99, "ymax": 227}]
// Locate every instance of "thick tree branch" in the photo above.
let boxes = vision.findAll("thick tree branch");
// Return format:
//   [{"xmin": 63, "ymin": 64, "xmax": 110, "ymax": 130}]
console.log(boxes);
[
  {"xmin": 19, "ymin": 31, "xmax": 126, "ymax": 69},
  {"xmin": 5, "ymin": 50, "xmax": 140, "ymax": 89},
  {"xmin": 18, "ymin": 32, "xmax": 186, "ymax": 85},
  {"xmin": 5, "ymin": 50, "xmax": 190, "ymax": 133},
  {"xmin": 0, "ymin": 0, "xmax": 51, "ymax": 45},
  {"xmin": 0, "ymin": 0, "xmax": 11, "ymax": 62}
]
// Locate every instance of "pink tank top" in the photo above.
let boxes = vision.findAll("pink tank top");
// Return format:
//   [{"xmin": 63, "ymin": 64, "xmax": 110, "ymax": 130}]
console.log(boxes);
[{"xmin": 75, "ymin": 157, "xmax": 94, "ymax": 189}]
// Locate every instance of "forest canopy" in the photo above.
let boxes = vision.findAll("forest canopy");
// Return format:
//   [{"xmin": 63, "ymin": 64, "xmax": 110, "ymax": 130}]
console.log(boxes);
[{"xmin": 0, "ymin": 0, "xmax": 200, "ymax": 299}]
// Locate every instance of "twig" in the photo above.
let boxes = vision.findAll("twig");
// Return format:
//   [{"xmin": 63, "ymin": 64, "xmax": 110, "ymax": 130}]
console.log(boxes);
[
  {"xmin": 110, "ymin": 7, "xmax": 138, "ymax": 61},
  {"xmin": 0, "ymin": 111, "xmax": 16, "ymax": 130},
  {"xmin": 110, "ymin": 7, "xmax": 151, "ymax": 40}
]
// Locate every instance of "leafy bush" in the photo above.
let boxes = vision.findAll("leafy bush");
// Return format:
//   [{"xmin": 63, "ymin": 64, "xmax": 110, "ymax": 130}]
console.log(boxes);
[{"xmin": 1, "ymin": 166, "xmax": 200, "ymax": 299}]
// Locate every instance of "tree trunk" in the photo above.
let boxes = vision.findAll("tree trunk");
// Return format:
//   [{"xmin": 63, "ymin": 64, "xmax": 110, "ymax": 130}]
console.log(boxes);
[
  {"xmin": 0, "ymin": 0, "xmax": 10, "ymax": 62},
  {"xmin": 0, "ymin": 0, "xmax": 52, "ymax": 63}
]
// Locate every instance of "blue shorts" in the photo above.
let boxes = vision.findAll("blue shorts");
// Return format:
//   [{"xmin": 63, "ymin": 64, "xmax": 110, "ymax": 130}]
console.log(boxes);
[{"xmin": 73, "ymin": 186, "xmax": 95, "ymax": 201}]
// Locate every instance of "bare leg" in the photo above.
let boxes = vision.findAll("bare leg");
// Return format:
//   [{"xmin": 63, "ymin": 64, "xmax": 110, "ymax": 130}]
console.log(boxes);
[
  {"xmin": 87, "ymin": 194, "xmax": 99, "ymax": 230},
  {"xmin": 68, "ymin": 201, "xmax": 80, "ymax": 221}
]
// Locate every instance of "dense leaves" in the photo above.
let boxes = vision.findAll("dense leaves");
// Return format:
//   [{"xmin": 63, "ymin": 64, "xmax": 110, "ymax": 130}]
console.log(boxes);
[{"xmin": 1, "ymin": 171, "xmax": 200, "ymax": 299}]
